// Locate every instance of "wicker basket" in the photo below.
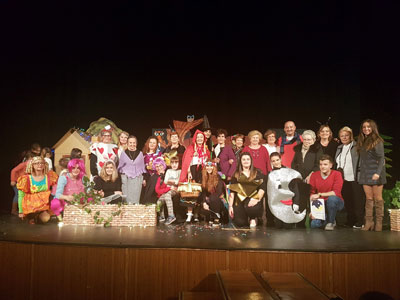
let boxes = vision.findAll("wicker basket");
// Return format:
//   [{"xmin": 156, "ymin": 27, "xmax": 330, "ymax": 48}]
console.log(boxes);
[
  {"xmin": 180, "ymin": 191, "xmax": 201, "ymax": 198},
  {"xmin": 178, "ymin": 181, "xmax": 202, "ymax": 198},
  {"xmin": 389, "ymin": 209, "xmax": 400, "ymax": 231}
]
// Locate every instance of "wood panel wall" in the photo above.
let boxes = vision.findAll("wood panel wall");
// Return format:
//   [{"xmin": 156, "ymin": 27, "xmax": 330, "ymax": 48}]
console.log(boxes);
[{"xmin": 0, "ymin": 242, "xmax": 399, "ymax": 300}]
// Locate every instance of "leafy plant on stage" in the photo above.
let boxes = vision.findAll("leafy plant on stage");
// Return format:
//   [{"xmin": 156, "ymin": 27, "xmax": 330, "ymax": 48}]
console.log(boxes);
[
  {"xmin": 383, "ymin": 181, "xmax": 400, "ymax": 210},
  {"xmin": 65, "ymin": 176, "xmax": 123, "ymax": 227}
]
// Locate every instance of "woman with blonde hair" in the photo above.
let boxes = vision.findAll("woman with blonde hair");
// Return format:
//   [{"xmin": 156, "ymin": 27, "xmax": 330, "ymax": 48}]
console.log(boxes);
[
  {"xmin": 17, "ymin": 156, "xmax": 58, "ymax": 224},
  {"xmin": 94, "ymin": 160, "xmax": 123, "ymax": 203},
  {"xmin": 117, "ymin": 131, "xmax": 129, "ymax": 157},
  {"xmin": 357, "ymin": 119, "xmax": 387, "ymax": 231},
  {"xmin": 243, "ymin": 130, "xmax": 271, "ymax": 175},
  {"xmin": 335, "ymin": 126, "xmax": 365, "ymax": 228}
]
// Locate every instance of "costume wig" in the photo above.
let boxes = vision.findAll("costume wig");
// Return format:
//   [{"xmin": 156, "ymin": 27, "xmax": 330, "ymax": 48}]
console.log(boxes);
[
  {"xmin": 201, "ymin": 161, "xmax": 219, "ymax": 193},
  {"xmin": 152, "ymin": 157, "xmax": 167, "ymax": 171},
  {"xmin": 26, "ymin": 156, "xmax": 49, "ymax": 175},
  {"xmin": 67, "ymin": 158, "xmax": 86, "ymax": 180}
]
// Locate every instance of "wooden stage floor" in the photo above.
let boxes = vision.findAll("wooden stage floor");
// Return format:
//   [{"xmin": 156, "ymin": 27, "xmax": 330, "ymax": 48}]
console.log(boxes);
[
  {"xmin": 1, "ymin": 214, "xmax": 400, "ymax": 299},
  {"xmin": 1, "ymin": 214, "xmax": 400, "ymax": 252}
]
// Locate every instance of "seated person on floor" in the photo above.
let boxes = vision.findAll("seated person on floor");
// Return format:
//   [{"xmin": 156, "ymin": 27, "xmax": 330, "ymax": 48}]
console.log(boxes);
[
  {"xmin": 94, "ymin": 160, "xmax": 123, "ymax": 204},
  {"xmin": 267, "ymin": 152, "xmax": 306, "ymax": 229},
  {"xmin": 309, "ymin": 154, "xmax": 344, "ymax": 231},
  {"xmin": 228, "ymin": 152, "xmax": 266, "ymax": 228},
  {"xmin": 199, "ymin": 159, "xmax": 228, "ymax": 227},
  {"xmin": 154, "ymin": 157, "xmax": 178, "ymax": 225}
]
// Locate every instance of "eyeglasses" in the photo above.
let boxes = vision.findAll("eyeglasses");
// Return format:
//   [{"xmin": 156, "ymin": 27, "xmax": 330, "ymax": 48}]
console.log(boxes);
[
  {"xmin": 33, "ymin": 162, "xmax": 45, "ymax": 165},
  {"xmin": 103, "ymin": 135, "xmax": 111, "ymax": 137}
]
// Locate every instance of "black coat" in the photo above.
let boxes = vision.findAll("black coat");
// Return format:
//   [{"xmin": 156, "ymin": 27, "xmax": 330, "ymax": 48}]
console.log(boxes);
[
  {"xmin": 141, "ymin": 173, "xmax": 160, "ymax": 204},
  {"xmin": 291, "ymin": 143, "xmax": 322, "ymax": 179}
]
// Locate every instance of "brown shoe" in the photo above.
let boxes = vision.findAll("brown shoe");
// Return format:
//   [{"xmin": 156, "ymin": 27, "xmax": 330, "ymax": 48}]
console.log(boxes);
[
  {"xmin": 374, "ymin": 200, "xmax": 384, "ymax": 232},
  {"xmin": 362, "ymin": 199, "xmax": 375, "ymax": 231}
]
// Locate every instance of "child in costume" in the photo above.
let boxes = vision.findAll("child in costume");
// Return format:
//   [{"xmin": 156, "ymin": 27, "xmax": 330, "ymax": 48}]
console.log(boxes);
[
  {"xmin": 153, "ymin": 157, "xmax": 177, "ymax": 225},
  {"xmin": 157, "ymin": 156, "xmax": 181, "ymax": 225},
  {"xmin": 58, "ymin": 157, "xmax": 69, "ymax": 177},
  {"xmin": 41, "ymin": 147, "xmax": 53, "ymax": 170},
  {"xmin": 17, "ymin": 156, "xmax": 58, "ymax": 224}
]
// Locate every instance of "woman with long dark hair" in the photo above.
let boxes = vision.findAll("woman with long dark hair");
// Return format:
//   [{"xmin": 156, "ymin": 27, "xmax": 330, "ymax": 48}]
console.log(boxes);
[
  {"xmin": 357, "ymin": 119, "xmax": 387, "ymax": 231},
  {"xmin": 228, "ymin": 152, "xmax": 266, "ymax": 228}
]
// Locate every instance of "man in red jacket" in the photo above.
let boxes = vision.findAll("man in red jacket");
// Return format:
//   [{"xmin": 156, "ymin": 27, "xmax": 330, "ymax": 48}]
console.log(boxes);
[
  {"xmin": 309, "ymin": 154, "xmax": 344, "ymax": 231},
  {"xmin": 277, "ymin": 121, "xmax": 303, "ymax": 167}
]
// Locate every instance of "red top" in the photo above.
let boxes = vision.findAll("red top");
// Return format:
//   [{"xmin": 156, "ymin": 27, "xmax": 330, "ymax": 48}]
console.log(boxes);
[
  {"xmin": 11, "ymin": 161, "xmax": 28, "ymax": 182},
  {"xmin": 277, "ymin": 136, "xmax": 303, "ymax": 167},
  {"xmin": 242, "ymin": 145, "xmax": 271, "ymax": 175},
  {"xmin": 309, "ymin": 170, "xmax": 343, "ymax": 201},
  {"xmin": 155, "ymin": 177, "xmax": 171, "ymax": 198},
  {"xmin": 179, "ymin": 130, "xmax": 211, "ymax": 182}
]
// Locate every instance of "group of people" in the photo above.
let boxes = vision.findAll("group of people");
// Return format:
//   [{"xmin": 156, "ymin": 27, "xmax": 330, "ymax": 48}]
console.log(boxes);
[{"xmin": 11, "ymin": 119, "xmax": 387, "ymax": 231}]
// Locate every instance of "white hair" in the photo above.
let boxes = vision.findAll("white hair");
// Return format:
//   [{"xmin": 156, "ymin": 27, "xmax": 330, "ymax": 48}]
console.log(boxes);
[{"xmin": 302, "ymin": 130, "xmax": 316, "ymax": 141}]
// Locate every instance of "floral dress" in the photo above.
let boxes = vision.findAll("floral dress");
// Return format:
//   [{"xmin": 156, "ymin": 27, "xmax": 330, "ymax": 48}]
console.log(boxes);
[{"xmin": 17, "ymin": 171, "xmax": 58, "ymax": 215}]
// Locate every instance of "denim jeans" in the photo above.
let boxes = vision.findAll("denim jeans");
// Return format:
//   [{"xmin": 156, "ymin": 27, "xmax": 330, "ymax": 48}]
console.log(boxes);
[
  {"xmin": 311, "ymin": 196, "xmax": 344, "ymax": 229},
  {"xmin": 13, "ymin": 185, "xmax": 18, "ymax": 203}
]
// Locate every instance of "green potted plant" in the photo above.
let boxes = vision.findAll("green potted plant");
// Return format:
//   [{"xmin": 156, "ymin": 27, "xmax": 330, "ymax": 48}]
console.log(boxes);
[{"xmin": 384, "ymin": 181, "xmax": 400, "ymax": 231}]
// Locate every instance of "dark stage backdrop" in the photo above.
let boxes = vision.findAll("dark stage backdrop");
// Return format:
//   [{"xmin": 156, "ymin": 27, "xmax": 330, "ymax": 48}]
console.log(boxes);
[{"xmin": 1, "ymin": 2, "xmax": 399, "ymax": 213}]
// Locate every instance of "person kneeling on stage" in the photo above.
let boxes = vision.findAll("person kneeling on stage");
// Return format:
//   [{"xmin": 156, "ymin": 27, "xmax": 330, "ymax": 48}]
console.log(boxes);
[
  {"xmin": 154, "ymin": 157, "xmax": 178, "ymax": 225},
  {"xmin": 199, "ymin": 160, "xmax": 228, "ymax": 227},
  {"xmin": 51, "ymin": 159, "xmax": 86, "ymax": 221},
  {"xmin": 268, "ymin": 152, "xmax": 306, "ymax": 229},
  {"xmin": 94, "ymin": 161, "xmax": 124, "ymax": 204},
  {"xmin": 228, "ymin": 152, "xmax": 266, "ymax": 228},
  {"xmin": 17, "ymin": 156, "xmax": 58, "ymax": 224},
  {"xmin": 309, "ymin": 154, "xmax": 344, "ymax": 231}
]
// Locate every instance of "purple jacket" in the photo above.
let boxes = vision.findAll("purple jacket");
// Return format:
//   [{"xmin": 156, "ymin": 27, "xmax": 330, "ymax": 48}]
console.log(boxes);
[
  {"xmin": 215, "ymin": 145, "xmax": 237, "ymax": 178},
  {"xmin": 118, "ymin": 151, "xmax": 146, "ymax": 179}
]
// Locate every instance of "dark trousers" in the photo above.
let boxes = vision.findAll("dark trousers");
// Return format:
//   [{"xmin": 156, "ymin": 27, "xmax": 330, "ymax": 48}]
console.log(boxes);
[
  {"xmin": 232, "ymin": 198, "xmax": 263, "ymax": 227},
  {"xmin": 342, "ymin": 180, "xmax": 365, "ymax": 226},
  {"xmin": 200, "ymin": 198, "xmax": 229, "ymax": 223}
]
